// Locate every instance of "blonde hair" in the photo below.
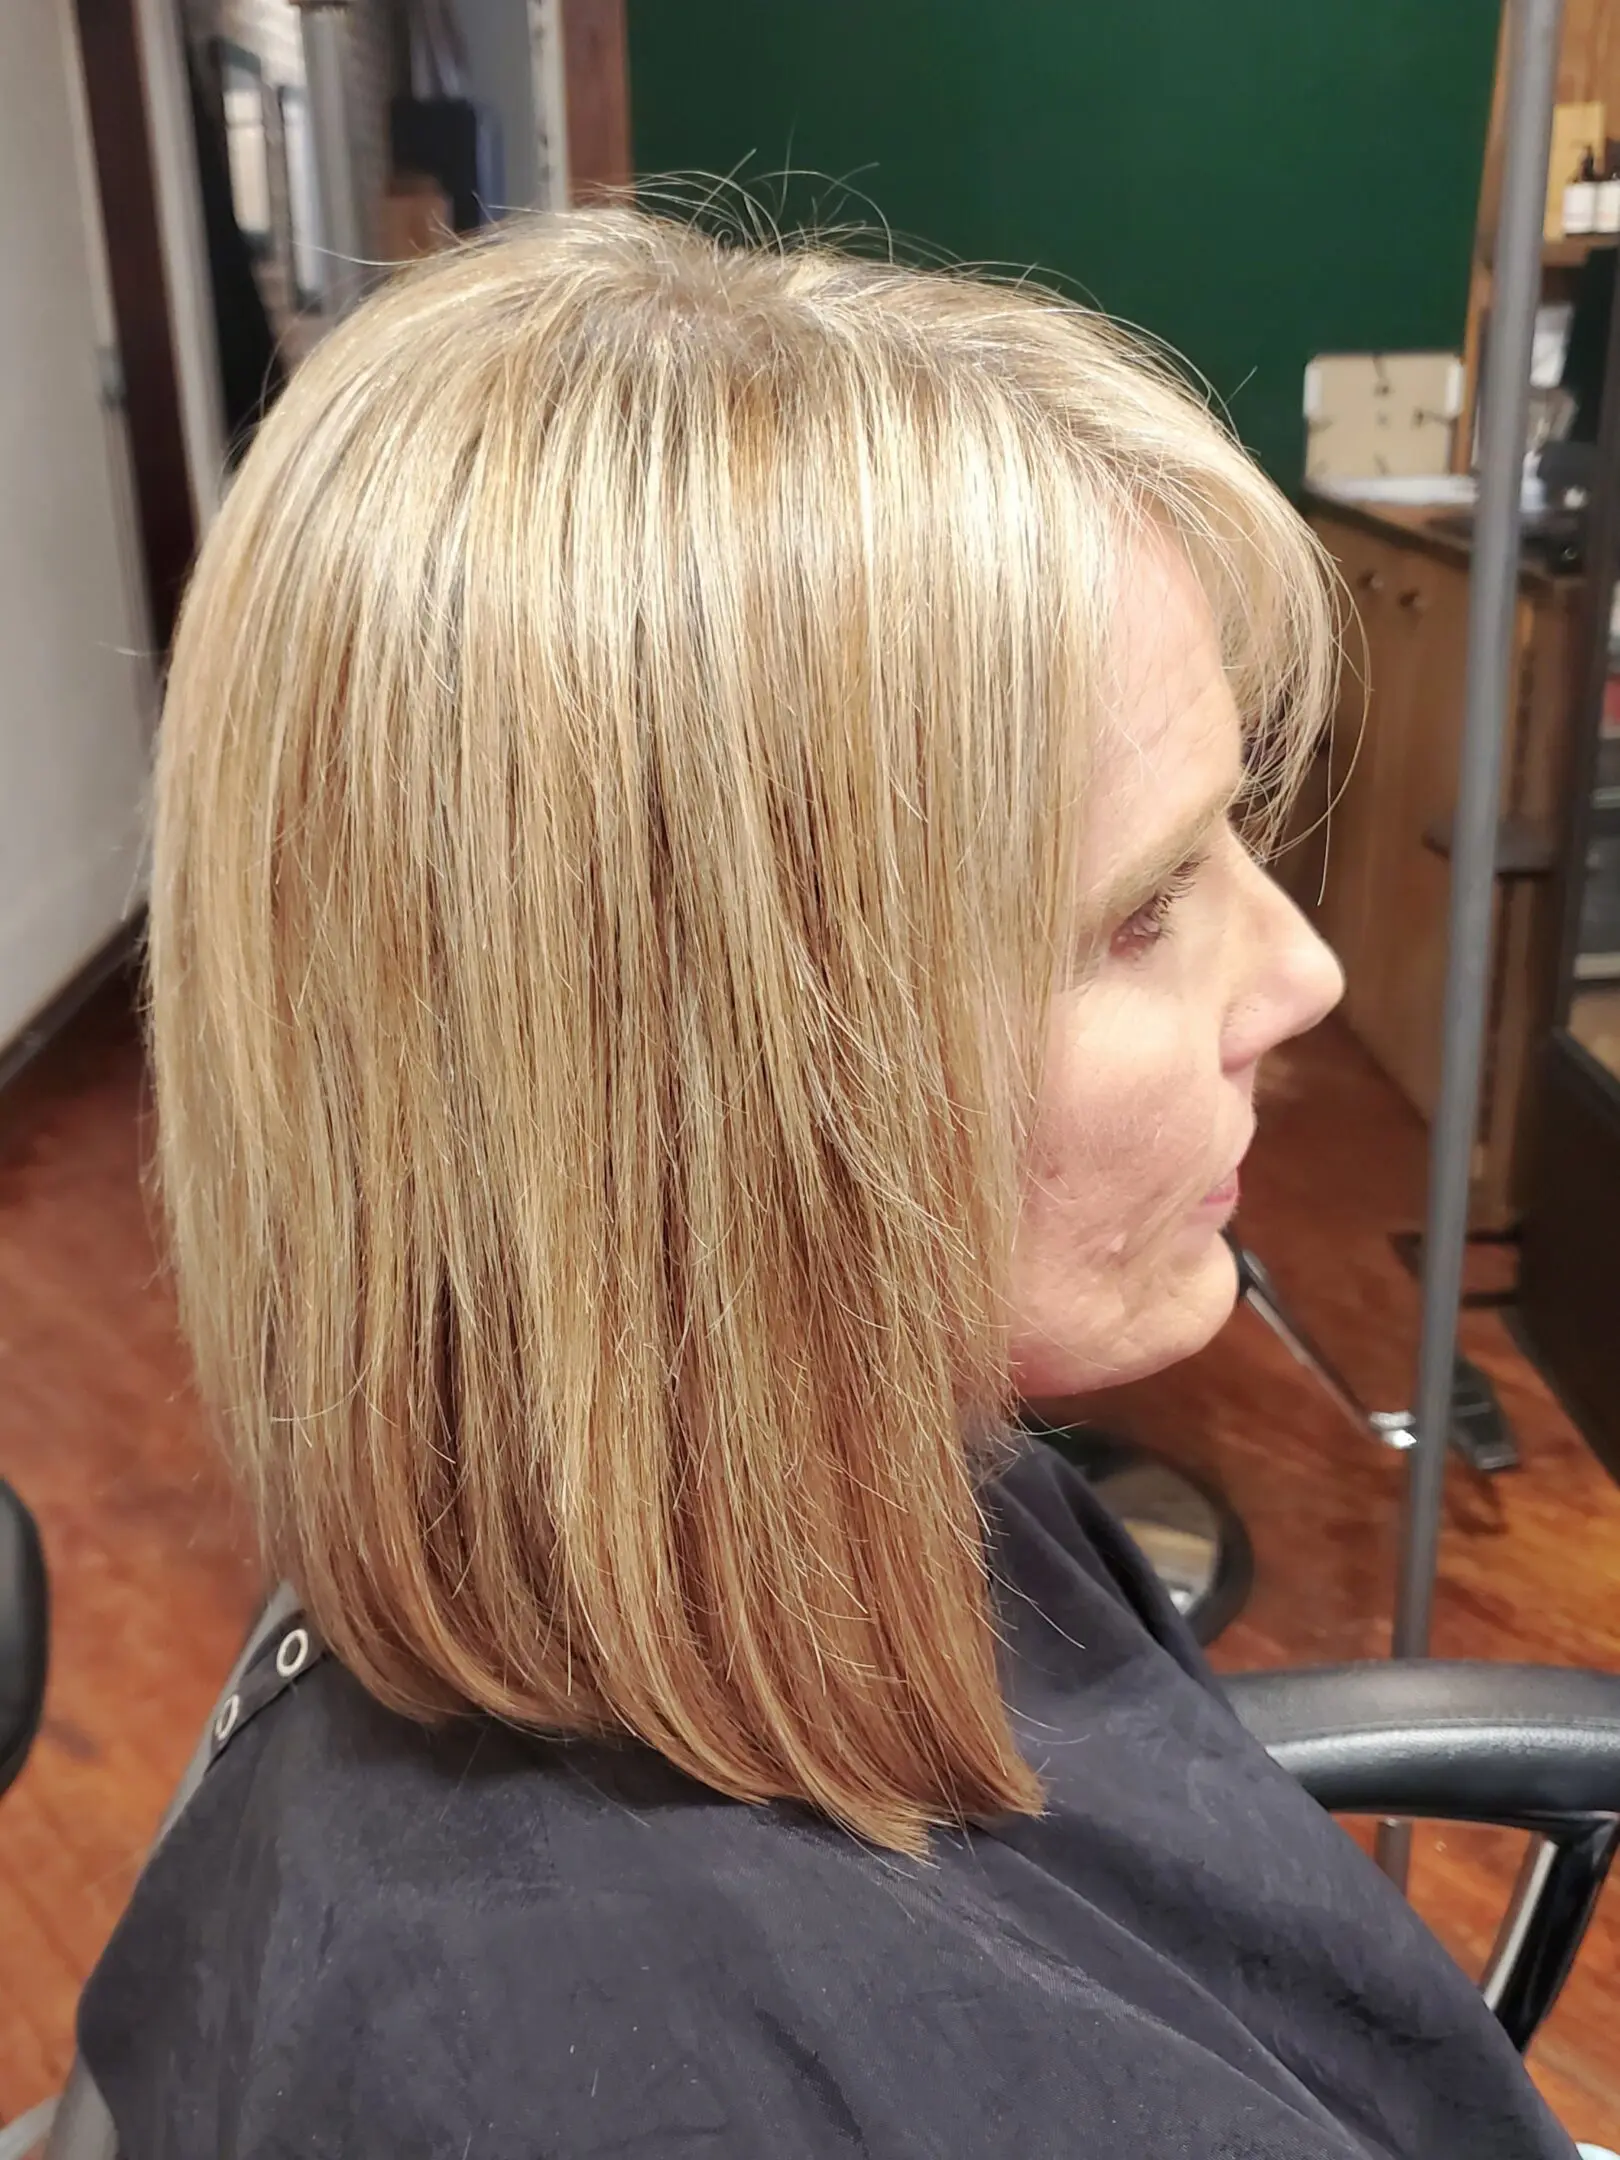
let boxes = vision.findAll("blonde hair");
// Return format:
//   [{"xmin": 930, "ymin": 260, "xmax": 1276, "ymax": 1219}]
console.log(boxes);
[{"xmin": 149, "ymin": 208, "xmax": 1333, "ymax": 1851}]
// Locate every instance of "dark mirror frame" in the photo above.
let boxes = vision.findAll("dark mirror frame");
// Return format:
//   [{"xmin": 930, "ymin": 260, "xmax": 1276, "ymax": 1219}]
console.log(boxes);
[{"xmin": 1519, "ymin": 236, "xmax": 1620, "ymax": 1485}]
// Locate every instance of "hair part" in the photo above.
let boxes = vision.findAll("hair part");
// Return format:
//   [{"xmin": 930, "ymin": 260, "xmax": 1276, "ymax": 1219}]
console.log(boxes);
[{"xmin": 149, "ymin": 207, "xmax": 1334, "ymax": 1852}]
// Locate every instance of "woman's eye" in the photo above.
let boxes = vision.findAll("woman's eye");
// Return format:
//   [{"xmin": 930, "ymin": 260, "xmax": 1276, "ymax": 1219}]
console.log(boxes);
[{"xmin": 1109, "ymin": 858, "xmax": 1202, "ymax": 960}]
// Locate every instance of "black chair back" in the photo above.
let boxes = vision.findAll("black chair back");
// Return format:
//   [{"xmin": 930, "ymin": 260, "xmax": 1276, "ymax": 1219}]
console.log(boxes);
[{"xmin": 0, "ymin": 1477, "xmax": 47, "ymax": 1798}]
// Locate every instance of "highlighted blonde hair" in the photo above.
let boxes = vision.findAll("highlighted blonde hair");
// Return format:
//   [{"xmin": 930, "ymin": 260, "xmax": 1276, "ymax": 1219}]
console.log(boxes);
[{"xmin": 149, "ymin": 208, "xmax": 1333, "ymax": 1851}]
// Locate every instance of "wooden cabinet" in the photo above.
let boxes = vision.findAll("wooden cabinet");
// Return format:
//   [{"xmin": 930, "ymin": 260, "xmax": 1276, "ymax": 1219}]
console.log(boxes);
[
  {"xmin": 1459, "ymin": 1, "xmax": 1620, "ymax": 472},
  {"xmin": 1307, "ymin": 506, "xmax": 1581, "ymax": 1226},
  {"xmin": 1315, "ymin": 532, "xmax": 1431, "ymax": 1076}
]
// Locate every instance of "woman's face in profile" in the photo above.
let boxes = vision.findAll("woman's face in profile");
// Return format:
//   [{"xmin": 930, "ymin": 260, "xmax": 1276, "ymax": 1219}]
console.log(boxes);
[{"xmin": 1008, "ymin": 539, "xmax": 1345, "ymax": 1403}]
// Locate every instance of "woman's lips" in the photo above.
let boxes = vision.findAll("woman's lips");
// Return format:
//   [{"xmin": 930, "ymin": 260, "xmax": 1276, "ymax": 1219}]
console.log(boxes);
[
  {"xmin": 1199, "ymin": 1127, "xmax": 1254, "ymax": 1216},
  {"xmin": 1199, "ymin": 1170, "xmax": 1241, "ymax": 1213}
]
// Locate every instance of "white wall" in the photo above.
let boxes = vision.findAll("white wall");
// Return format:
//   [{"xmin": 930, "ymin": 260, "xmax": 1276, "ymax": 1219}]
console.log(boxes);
[{"xmin": 0, "ymin": 0, "xmax": 156, "ymax": 1052}]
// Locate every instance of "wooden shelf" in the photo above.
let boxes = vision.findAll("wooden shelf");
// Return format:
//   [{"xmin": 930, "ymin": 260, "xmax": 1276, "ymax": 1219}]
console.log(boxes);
[
  {"xmin": 1421, "ymin": 810, "xmax": 1557, "ymax": 877},
  {"xmin": 1544, "ymin": 233, "xmax": 1620, "ymax": 267},
  {"xmin": 1479, "ymin": 234, "xmax": 1620, "ymax": 271}
]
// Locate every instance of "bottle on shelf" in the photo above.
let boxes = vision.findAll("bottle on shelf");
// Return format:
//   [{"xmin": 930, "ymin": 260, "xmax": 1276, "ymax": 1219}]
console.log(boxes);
[
  {"xmin": 1599, "ymin": 150, "xmax": 1620, "ymax": 236},
  {"xmin": 1565, "ymin": 146, "xmax": 1600, "ymax": 235}
]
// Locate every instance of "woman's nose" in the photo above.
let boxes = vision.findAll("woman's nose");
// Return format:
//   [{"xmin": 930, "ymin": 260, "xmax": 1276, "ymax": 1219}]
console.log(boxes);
[{"xmin": 1221, "ymin": 865, "xmax": 1346, "ymax": 1075}]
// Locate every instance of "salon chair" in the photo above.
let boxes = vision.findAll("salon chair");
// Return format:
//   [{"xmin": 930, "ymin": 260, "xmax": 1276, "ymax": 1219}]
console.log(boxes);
[
  {"xmin": 0, "ymin": 1479, "xmax": 46, "ymax": 1807},
  {"xmin": 5, "ymin": 1480, "xmax": 1620, "ymax": 2159}
]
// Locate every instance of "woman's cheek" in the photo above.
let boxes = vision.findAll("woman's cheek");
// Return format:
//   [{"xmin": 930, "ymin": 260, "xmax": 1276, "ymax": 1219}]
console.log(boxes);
[{"xmin": 1029, "ymin": 1006, "xmax": 1189, "ymax": 1250}]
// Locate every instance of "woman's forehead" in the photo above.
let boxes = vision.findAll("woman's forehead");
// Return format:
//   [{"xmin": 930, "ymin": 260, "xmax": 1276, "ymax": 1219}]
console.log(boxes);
[
  {"xmin": 1082, "ymin": 541, "xmax": 1242, "ymax": 885},
  {"xmin": 1103, "ymin": 531, "xmax": 1224, "ymax": 722}
]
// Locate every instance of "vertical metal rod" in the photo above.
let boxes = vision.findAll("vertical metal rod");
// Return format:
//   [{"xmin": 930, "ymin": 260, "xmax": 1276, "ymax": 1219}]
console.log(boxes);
[
  {"xmin": 1378, "ymin": 0, "xmax": 1565, "ymax": 1888},
  {"xmin": 529, "ymin": 0, "xmax": 572, "ymax": 209},
  {"xmin": 296, "ymin": 4, "xmax": 366, "ymax": 318}
]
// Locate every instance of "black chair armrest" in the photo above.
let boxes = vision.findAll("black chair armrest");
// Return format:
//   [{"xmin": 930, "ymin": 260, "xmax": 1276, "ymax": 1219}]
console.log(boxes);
[
  {"xmin": 0, "ymin": 1478, "xmax": 48, "ymax": 1800},
  {"xmin": 1223, "ymin": 1661, "xmax": 1620, "ymax": 1823},
  {"xmin": 1223, "ymin": 1660, "xmax": 1620, "ymax": 2050}
]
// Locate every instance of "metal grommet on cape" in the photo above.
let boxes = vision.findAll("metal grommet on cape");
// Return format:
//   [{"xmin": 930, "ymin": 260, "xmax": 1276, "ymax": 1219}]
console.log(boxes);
[
  {"xmin": 275, "ymin": 1627, "xmax": 311, "ymax": 1680},
  {"xmin": 204, "ymin": 1608, "xmax": 327, "ymax": 1769}
]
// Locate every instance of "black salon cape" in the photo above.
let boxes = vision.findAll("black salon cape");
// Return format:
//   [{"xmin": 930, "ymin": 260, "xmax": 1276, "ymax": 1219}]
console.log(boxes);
[{"xmin": 80, "ymin": 1442, "xmax": 1575, "ymax": 2158}]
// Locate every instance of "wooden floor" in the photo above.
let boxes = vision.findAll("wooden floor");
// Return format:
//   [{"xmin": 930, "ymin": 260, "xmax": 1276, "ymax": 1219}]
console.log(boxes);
[{"xmin": 3, "ymin": 983, "xmax": 1620, "ymax": 2142}]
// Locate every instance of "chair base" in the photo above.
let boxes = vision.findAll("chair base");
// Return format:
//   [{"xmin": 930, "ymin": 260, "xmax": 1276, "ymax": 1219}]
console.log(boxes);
[
  {"xmin": 1022, "ymin": 1422, "xmax": 1253, "ymax": 1647},
  {"xmin": 0, "ymin": 2097, "xmax": 56, "ymax": 2160}
]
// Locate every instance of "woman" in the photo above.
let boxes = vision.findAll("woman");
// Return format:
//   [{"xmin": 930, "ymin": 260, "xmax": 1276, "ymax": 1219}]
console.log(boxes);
[{"xmin": 82, "ymin": 211, "xmax": 1573, "ymax": 2157}]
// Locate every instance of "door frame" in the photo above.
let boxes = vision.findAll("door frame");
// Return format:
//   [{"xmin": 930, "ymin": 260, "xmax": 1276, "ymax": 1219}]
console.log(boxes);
[{"xmin": 72, "ymin": 0, "xmax": 225, "ymax": 651}]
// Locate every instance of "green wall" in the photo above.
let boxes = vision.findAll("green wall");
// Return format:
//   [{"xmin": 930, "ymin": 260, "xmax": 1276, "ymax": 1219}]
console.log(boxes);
[{"xmin": 625, "ymin": 1, "xmax": 1501, "ymax": 493}]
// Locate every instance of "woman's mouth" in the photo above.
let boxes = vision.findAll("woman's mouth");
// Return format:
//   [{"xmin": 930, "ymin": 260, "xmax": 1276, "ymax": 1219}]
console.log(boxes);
[{"xmin": 1197, "ymin": 1169, "xmax": 1241, "ymax": 1216}]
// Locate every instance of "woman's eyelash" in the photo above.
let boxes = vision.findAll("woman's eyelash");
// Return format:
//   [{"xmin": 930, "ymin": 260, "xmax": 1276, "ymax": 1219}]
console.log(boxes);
[{"xmin": 1112, "ymin": 856, "xmax": 1205, "ymax": 956}]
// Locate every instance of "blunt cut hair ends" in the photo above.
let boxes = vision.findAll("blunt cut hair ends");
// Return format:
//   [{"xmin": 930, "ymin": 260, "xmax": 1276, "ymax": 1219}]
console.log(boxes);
[{"xmin": 149, "ymin": 208, "xmax": 1335, "ymax": 1853}]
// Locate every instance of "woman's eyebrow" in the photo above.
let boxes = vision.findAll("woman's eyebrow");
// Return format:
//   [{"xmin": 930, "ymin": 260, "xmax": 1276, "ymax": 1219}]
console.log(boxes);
[{"xmin": 1093, "ymin": 776, "xmax": 1243, "ymax": 926}]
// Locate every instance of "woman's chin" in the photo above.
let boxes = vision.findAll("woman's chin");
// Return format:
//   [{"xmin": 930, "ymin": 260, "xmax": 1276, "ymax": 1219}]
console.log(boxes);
[
  {"xmin": 1011, "ymin": 1230, "xmax": 1241, "ymax": 1406},
  {"xmin": 1167, "ymin": 1217, "xmax": 1244, "ymax": 1350}
]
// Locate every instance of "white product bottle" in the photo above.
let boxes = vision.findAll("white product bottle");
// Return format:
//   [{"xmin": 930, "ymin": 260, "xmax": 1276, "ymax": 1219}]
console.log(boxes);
[{"xmin": 1566, "ymin": 149, "xmax": 1600, "ymax": 235}]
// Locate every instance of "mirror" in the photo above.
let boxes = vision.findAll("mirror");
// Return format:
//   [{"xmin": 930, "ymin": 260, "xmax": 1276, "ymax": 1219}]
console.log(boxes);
[{"xmin": 1567, "ymin": 579, "xmax": 1620, "ymax": 1080}]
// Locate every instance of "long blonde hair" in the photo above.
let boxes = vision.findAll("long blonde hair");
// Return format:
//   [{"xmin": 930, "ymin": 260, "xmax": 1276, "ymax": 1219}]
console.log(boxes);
[{"xmin": 149, "ymin": 208, "xmax": 1333, "ymax": 1851}]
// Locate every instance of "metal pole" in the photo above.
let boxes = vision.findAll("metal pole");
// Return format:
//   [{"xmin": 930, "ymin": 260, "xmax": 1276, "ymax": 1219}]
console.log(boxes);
[
  {"xmin": 291, "ymin": 0, "xmax": 366, "ymax": 319},
  {"xmin": 530, "ymin": 0, "xmax": 572, "ymax": 210},
  {"xmin": 1376, "ymin": 0, "xmax": 1565, "ymax": 1890}
]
